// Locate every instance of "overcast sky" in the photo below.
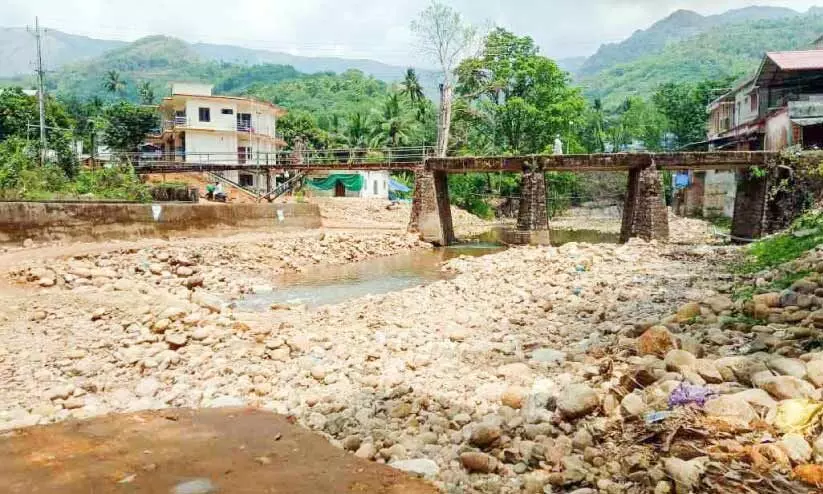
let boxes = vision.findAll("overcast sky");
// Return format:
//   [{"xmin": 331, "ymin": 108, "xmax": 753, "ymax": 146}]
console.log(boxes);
[{"xmin": 5, "ymin": 0, "xmax": 823, "ymax": 66}]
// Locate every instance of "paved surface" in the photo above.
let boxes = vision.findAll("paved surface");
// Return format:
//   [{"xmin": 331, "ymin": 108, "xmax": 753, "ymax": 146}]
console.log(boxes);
[{"xmin": 0, "ymin": 408, "xmax": 436, "ymax": 494}]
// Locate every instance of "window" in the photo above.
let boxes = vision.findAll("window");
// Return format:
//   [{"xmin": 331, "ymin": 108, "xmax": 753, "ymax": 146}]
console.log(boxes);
[
  {"xmin": 221, "ymin": 108, "xmax": 234, "ymax": 115},
  {"xmin": 750, "ymin": 93, "xmax": 758, "ymax": 112},
  {"xmin": 198, "ymin": 107, "xmax": 211, "ymax": 122},
  {"xmin": 237, "ymin": 146, "xmax": 250, "ymax": 164},
  {"xmin": 373, "ymin": 180, "xmax": 378, "ymax": 195}
]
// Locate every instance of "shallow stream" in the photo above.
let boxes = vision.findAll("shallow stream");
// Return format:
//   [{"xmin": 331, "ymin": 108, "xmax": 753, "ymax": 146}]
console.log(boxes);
[{"xmin": 235, "ymin": 228, "xmax": 618, "ymax": 310}]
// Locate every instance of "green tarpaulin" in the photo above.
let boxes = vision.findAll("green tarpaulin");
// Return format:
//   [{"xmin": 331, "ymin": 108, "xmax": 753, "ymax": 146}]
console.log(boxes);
[{"xmin": 306, "ymin": 174, "xmax": 363, "ymax": 191}]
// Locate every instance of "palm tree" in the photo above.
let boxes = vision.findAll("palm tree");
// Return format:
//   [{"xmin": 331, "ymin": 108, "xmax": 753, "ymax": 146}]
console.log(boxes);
[
  {"xmin": 400, "ymin": 68, "xmax": 427, "ymax": 121},
  {"xmin": 343, "ymin": 112, "xmax": 372, "ymax": 149},
  {"xmin": 138, "ymin": 81, "xmax": 155, "ymax": 105},
  {"xmin": 376, "ymin": 93, "xmax": 412, "ymax": 147},
  {"xmin": 103, "ymin": 70, "xmax": 125, "ymax": 96}
]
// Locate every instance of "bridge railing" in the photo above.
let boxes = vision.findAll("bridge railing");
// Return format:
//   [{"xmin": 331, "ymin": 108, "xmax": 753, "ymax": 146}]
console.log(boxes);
[{"xmin": 96, "ymin": 146, "xmax": 433, "ymax": 171}]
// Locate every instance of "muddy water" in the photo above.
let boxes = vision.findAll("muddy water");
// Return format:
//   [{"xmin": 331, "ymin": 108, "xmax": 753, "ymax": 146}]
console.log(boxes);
[{"xmin": 236, "ymin": 228, "xmax": 618, "ymax": 310}]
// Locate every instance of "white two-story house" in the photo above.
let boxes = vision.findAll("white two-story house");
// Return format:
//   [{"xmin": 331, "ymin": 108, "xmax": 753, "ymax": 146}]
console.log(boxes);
[{"xmin": 158, "ymin": 82, "xmax": 286, "ymax": 191}]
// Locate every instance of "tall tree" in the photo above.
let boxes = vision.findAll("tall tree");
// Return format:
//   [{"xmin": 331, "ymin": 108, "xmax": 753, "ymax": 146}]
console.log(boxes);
[
  {"xmin": 455, "ymin": 28, "xmax": 585, "ymax": 154},
  {"xmin": 343, "ymin": 112, "xmax": 372, "ymax": 149},
  {"xmin": 411, "ymin": 1, "xmax": 477, "ymax": 157},
  {"xmin": 100, "ymin": 102, "xmax": 156, "ymax": 153},
  {"xmin": 137, "ymin": 81, "xmax": 155, "ymax": 105},
  {"xmin": 400, "ymin": 68, "xmax": 427, "ymax": 121},
  {"xmin": 103, "ymin": 70, "xmax": 125, "ymax": 97},
  {"xmin": 375, "ymin": 93, "xmax": 414, "ymax": 147},
  {"xmin": 652, "ymin": 77, "xmax": 734, "ymax": 148}
]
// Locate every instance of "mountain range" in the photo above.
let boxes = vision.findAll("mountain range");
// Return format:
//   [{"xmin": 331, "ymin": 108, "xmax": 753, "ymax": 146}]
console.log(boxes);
[{"xmin": 3, "ymin": 5, "xmax": 823, "ymax": 107}]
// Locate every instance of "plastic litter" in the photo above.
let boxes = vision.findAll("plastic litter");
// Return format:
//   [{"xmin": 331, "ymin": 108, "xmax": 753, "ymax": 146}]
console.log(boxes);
[
  {"xmin": 668, "ymin": 382, "xmax": 714, "ymax": 408},
  {"xmin": 644, "ymin": 411, "xmax": 673, "ymax": 424},
  {"xmin": 773, "ymin": 398, "xmax": 823, "ymax": 434}
]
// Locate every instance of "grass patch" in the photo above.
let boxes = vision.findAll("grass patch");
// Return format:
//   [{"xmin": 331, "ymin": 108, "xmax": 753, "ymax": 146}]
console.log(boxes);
[
  {"xmin": 732, "ymin": 269, "xmax": 812, "ymax": 301},
  {"xmin": 735, "ymin": 210, "xmax": 823, "ymax": 274}
]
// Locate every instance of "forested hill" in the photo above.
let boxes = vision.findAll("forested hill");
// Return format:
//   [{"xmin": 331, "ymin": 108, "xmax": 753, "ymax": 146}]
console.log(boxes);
[
  {"xmin": 578, "ymin": 10, "xmax": 823, "ymax": 107},
  {"xmin": 577, "ymin": 6, "xmax": 800, "ymax": 77},
  {"xmin": 0, "ymin": 26, "xmax": 435, "ymax": 86}
]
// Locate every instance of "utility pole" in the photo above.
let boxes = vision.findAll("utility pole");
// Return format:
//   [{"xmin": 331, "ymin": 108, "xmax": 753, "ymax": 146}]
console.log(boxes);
[{"xmin": 28, "ymin": 17, "xmax": 47, "ymax": 164}]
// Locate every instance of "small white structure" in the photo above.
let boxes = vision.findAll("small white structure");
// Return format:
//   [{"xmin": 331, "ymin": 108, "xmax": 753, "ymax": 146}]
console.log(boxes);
[
  {"xmin": 158, "ymin": 83, "xmax": 286, "ymax": 192},
  {"xmin": 307, "ymin": 170, "xmax": 392, "ymax": 199}
]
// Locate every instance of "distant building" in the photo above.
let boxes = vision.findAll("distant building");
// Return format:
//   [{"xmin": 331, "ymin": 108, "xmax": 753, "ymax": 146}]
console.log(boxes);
[
  {"xmin": 678, "ymin": 46, "xmax": 823, "ymax": 219},
  {"xmin": 157, "ymin": 82, "xmax": 286, "ymax": 192}
]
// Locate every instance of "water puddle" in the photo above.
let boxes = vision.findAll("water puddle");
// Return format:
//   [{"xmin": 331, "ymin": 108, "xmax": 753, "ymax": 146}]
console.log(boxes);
[{"xmin": 235, "ymin": 228, "xmax": 618, "ymax": 310}]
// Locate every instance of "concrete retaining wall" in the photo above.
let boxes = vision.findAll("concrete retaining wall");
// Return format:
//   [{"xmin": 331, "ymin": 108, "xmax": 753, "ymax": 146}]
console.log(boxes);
[{"xmin": 0, "ymin": 202, "xmax": 322, "ymax": 244}]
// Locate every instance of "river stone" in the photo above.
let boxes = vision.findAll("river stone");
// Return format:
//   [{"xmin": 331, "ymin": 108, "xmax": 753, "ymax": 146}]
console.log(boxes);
[
  {"xmin": 753, "ymin": 292, "xmax": 781, "ymax": 308},
  {"xmin": 675, "ymin": 302, "xmax": 702, "ymax": 322},
  {"xmin": 620, "ymin": 392, "xmax": 646, "ymax": 417},
  {"xmin": 768, "ymin": 357, "xmax": 807, "ymax": 379},
  {"xmin": 636, "ymin": 326, "xmax": 677, "ymax": 358},
  {"xmin": 780, "ymin": 434, "xmax": 812, "ymax": 464},
  {"xmin": 134, "ymin": 377, "xmax": 161, "ymax": 398},
  {"xmin": 664, "ymin": 349, "xmax": 697, "ymax": 372},
  {"xmin": 460, "ymin": 452, "xmax": 498, "ymax": 473},
  {"xmin": 501, "ymin": 386, "xmax": 527, "ymax": 409},
  {"xmin": 806, "ymin": 360, "xmax": 823, "ymax": 387},
  {"xmin": 531, "ymin": 348, "xmax": 566, "ymax": 364},
  {"xmin": 759, "ymin": 375, "xmax": 818, "ymax": 400},
  {"xmin": 703, "ymin": 295, "xmax": 733, "ymax": 314},
  {"xmin": 703, "ymin": 395, "xmax": 757, "ymax": 426},
  {"xmin": 469, "ymin": 424, "xmax": 501, "ymax": 448},
  {"xmin": 556, "ymin": 384, "xmax": 600, "ymax": 420},
  {"xmin": 390, "ymin": 458, "xmax": 439, "ymax": 478},
  {"xmin": 695, "ymin": 360, "xmax": 723, "ymax": 384},
  {"xmin": 663, "ymin": 457, "xmax": 708, "ymax": 493},
  {"xmin": 496, "ymin": 363, "xmax": 533, "ymax": 382},
  {"xmin": 733, "ymin": 389, "xmax": 777, "ymax": 411}
]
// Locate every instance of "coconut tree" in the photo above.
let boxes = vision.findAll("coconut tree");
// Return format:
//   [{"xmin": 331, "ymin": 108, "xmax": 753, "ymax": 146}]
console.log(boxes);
[
  {"xmin": 375, "ymin": 93, "xmax": 413, "ymax": 147},
  {"xmin": 400, "ymin": 68, "xmax": 427, "ymax": 121},
  {"xmin": 138, "ymin": 81, "xmax": 155, "ymax": 105},
  {"xmin": 103, "ymin": 70, "xmax": 125, "ymax": 97}
]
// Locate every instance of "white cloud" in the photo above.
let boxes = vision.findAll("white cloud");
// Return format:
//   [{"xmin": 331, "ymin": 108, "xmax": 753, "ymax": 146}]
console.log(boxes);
[{"xmin": 5, "ymin": 0, "xmax": 823, "ymax": 65}]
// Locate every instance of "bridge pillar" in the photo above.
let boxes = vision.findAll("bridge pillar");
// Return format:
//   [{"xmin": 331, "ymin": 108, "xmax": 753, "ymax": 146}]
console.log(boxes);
[
  {"xmin": 731, "ymin": 170, "xmax": 768, "ymax": 243},
  {"xmin": 620, "ymin": 164, "xmax": 669, "ymax": 243},
  {"xmin": 408, "ymin": 170, "xmax": 454, "ymax": 245},
  {"xmin": 513, "ymin": 167, "xmax": 551, "ymax": 244}
]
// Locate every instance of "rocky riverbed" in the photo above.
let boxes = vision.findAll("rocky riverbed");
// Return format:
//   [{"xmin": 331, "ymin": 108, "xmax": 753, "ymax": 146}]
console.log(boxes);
[{"xmin": 3, "ymin": 221, "xmax": 823, "ymax": 493}]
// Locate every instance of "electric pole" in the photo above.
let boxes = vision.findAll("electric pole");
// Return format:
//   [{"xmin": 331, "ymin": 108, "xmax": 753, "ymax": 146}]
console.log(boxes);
[{"xmin": 28, "ymin": 17, "xmax": 47, "ymax": 164}]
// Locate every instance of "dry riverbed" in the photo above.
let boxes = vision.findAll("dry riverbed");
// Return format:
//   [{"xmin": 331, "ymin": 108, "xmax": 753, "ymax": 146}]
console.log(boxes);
[{"xmin": 3, "ymin": 211, "xmax": 823, "ymax": 493}]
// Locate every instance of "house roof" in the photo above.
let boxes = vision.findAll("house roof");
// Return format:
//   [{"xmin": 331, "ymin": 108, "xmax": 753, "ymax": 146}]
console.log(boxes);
[
  {"xmin": 764, "ymin": 50, "xmax": 823, "ymax": 71},
  {"xmin": 755, "ymin": 50, "xmax": 823, "ymax": 88},
  {"xmin": 160, "ymin": 93, "xmax": 286, "ymax": 116}
]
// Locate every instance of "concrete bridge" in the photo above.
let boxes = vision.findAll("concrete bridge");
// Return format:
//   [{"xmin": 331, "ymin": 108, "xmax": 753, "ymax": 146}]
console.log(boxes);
[{"xmin": 127, "ymin": 149, "xmax": 794, "ymax": 245}]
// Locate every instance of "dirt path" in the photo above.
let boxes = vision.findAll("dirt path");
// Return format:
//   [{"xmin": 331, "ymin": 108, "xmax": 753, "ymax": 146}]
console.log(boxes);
[{"xmin": 0, "ymin": 407, "xmax": 436, "ymax": 493}]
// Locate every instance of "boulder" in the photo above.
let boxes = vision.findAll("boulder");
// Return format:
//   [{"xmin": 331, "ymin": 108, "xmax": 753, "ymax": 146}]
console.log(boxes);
[
  {"xmin": 675, "ymin": 302, "xmax": 702, "ymax": 322},
  {"xmin": 469, "ymin": 424, "xmax": 502, "ymax": 448},
  {"xmin": 501, "ymin": 386, "xmax": 527, "ymax": 409},
  {"xmin": 556, "ymin": 384, "xmax": 600, "ymax": 420},
  {"xmin": 703, "ymin": 395, "xmax": 757, "ymax": 426},
  {"xmin": 703, "ymin": 295, "xmax": 733, "ymax": 314},
  {"xmin": 460, "ymin": 452, "xmax": 498, "ymax": 473},
  {"xmin": 664, "ymin": 350, "xmax": 697, "ymax": 372},
  {"xmin": 806, "ymin": 360, "xmax": 823, "ymax": 387},
  {"xmin": 663, "ymin": 457, "xmax": 708, "ymax": 494},
  {"xmin": 620, "ymin": 392, "xmax": 647, "ymax": 417},
  {"xmin": 390, "ymin": 459, "xmax": 439, "ymax": 478},
  {"xmin": 779, "ymin": 433, "xmax": 812, "ymax": 464},
  {"xmin": 759, "ymin": 375, "xmax": 818, "ymax": 400},
  {"xmin": 768, "ymin": 357, "xmax": 807, "ymax": 379},
  {"xmin": 637, "ymin": 326, "xmax": 678, "ymax": 358}
]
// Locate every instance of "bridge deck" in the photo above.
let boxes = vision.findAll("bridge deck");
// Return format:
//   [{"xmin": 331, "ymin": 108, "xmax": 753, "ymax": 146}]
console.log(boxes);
[
  {"xmin": 131, "ymin": 151, "xmax": 785, "ymax": 175},
  {"xmin": 426, "ymin": 151, "xmax": 778, "ymax": 173},
  {"xmin": 134, "ymin": 161, "xmax": 425, "ymax": 174}
]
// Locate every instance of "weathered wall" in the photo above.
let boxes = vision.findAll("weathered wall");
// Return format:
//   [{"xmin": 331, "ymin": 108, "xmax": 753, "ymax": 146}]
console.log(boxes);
[
  {"xmin": 0, "ymin": 202, "xmax": 321, "ymax": 244},
  {"xmin": 704, "ymin": 171, "xmax": 736, "ymax": 218}
]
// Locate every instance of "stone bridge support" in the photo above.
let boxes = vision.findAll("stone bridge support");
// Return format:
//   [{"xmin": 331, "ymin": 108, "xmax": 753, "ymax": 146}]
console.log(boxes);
[
  {"xmin": 513, "ymin": 167, "xmax": 551, "ymax": 244},
  {"xmin": 731, "ymin": 170, "xmax": 768, "ymax": 243},
  {"xmin": 408, "ymin": 170, "xmax": 455, "ymax": 246},
  {"xmin": 620, "ymin": 164, "xmax": 669, "ymax": 243}
]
